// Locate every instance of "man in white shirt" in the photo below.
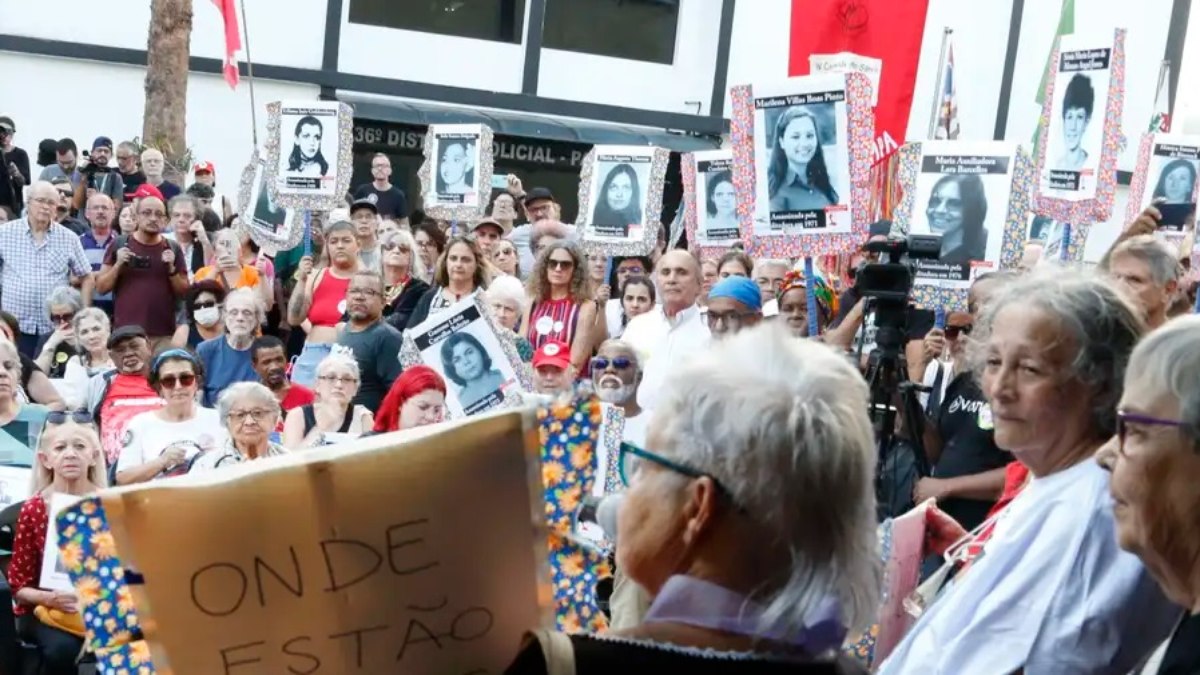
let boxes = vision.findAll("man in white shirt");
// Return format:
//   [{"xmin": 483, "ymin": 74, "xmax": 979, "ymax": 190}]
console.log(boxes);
[
  {"xmin": 591, "ymin": 339, "xmax": 647, "ymax": 447},
  {"xmin": 623, "ymin": 250, "xmax": 710, "ymax": 412}
]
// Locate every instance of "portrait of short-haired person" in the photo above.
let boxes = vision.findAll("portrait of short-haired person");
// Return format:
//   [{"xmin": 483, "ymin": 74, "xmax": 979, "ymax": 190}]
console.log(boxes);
[
  {"xmin": 1055, "ymin": 73, "xmax": 1095, "ymax": 172},
  {"xmin": 438, "ymin": 330, "xmax": 505, "ymax": 411},
  {"xmin": 703, "ymin": 169, "xmax": 739, "ymax": 235},
  {"xmin": 592, "ymin": 163, "xmax": 643, "ymax": 232},
  {"xmin": 286, "ymin": 115, "xmax": 328, "ymax": 177},
  {"xmin": 1151, "ymin": 158, "xmax": 1197, "ymax": 204},
  {"xmin": 767, "ymin": 106, "xmax": 839, "ymax": 212},
  {"xmin": 436, "ymin": 138, "xmax": 475, "ymax": 196},
  {"xmin": 925, "ymin": 173, "xmax": 988, "ymax": 265}
]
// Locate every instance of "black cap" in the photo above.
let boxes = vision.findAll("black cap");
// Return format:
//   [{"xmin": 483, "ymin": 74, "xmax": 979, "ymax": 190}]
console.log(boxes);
[
  {"xmin": 0, "ymin": 117, "xmax": 13, "ymax": 133},
  {"xmin": 350, "ymin": 197, "xmax": 378, "ymax": 214},
  {"xmin": 522, "ymin": 187, "xmax": 556, "ymax": 204},
  {"xmin": 108, "ymin": 325, "xmax": 147, "ymax": 348}
]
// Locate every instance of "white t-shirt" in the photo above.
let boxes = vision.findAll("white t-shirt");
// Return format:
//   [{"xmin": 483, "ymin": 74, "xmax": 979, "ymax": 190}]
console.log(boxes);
[
  {"xmin": 622, "ymin": 411, "xmax": 649, "ymax": 448},
  {"xmin": 116, "ymin": 407, "xmax": 227, "ymax": 478}
]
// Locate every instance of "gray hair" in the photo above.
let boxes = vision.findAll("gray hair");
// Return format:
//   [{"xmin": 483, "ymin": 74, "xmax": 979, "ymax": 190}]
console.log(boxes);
[
  {"xmin": 45, "ymin": 285, "xmax": 83, "ymax": 315},
  {"xmin": 484, "ymin": 274, "xmax": 528, "ymax": 314},
  {"xmin": 168, "ymin": 194, "xmax": 199, "ymax": 215},
  {"xmin": 224, "ymin": 287, "xmax": 266, "ymax": 325},
  {"xmin": 752, "ymin": 258, "xmax": 791, "ymax": 276},
  {"xmin": 653, "ymin": 323, "xmax": 879, "ymax": 633},
  {"xmin": 316, "ymin": 351, "xmax": 360, "ymax": 380},
  {"xmin": 1103, "ymin": 235, "xmax": 1182, "ymax": 285},
  {"xmin": 380, "ymin": 229, "xmax": 426, "ymax": 281},
  {"xmin": 1125, "ymin": 315, "xmax": 1200, "ymax": 444},
  {"xmin": 968, "ymin": 267, "xmax": 1145, "ymax": 437},
  {"xmin": 216, "ymin": 382, "xmax": 280, "ymax": 428}
]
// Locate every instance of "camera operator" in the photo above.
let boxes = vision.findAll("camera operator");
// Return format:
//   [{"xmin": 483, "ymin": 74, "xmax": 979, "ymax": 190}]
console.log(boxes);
[
  {"xmin": 71, "ymin": 137, "xmax": 125, "ymax": 215},
  {"xmin": 0, "ymin": 117, "xmax": 28, "ymax": 214}
]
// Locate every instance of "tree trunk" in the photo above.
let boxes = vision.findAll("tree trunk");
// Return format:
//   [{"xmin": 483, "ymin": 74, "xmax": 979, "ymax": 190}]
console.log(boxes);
[{"xmin": 143, "ymin": 0, "xmax": 193, "ymax": 183}]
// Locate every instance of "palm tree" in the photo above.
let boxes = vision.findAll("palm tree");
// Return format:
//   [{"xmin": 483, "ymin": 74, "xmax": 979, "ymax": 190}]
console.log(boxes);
[{"xmin": 143, "ymin": 0, "xmax": 193, "ymax": 182}]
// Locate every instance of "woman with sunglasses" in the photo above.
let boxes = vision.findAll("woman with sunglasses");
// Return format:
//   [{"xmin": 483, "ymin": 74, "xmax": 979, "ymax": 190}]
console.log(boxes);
[
  {"xmin": 282, "ymin": 352, "xmax": 373, "ymax": 449},
  {"xmin": 34, "ymin": 285, "xmax": 83, "ymax": 380},
  {"xmin": 491, "ymin": 239, "xmax": 520, "ymax": 278},
  {"xmin": 58, "ymin": 308, "xmax": 114, "ymax": 410},
  {"xmin": 191, "ymin": 382, "xmax": 287, "ymax": 471},
  {"xmin": 380, "ymin": 229, "xmax": 430, "ymax": 331},
  {"xmin": 522, "ymin": 241, "xmax": 596, "ymax": 373},
  {"xmin": 880, "ymin": 268, "xmax": 1178, "ymax": 674},
  {"xmin": 0, "ymin": 339, "xmax": 51, "ymax": 463},
  {"xmin": 114, "ymin": 349, "xmax": 223, "ymax": 485},
  {"xmin": 7, "ymin": 421, "xmax": 107, "ymax": 675},
  {"xmin": 173, "ymin": 280, "xmax": 226, "ymax": 349},
  {"xmin": 1096, "ymin": 316, "xmax": 1200, "ymax": 674},
  {"xmin": 507, "ymin": 324, "xmax": 878, "ymax": 672}
]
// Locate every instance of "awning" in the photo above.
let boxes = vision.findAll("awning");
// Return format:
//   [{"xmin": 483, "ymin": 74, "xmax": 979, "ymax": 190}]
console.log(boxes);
[{"xmin": 341, "ymin": 95, "xmax": 722, "ymax": 153}]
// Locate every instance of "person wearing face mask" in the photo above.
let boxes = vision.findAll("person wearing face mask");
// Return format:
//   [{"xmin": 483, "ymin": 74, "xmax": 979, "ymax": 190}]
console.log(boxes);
[
  {"xmin": 590, "ymin": 340, "xmax": 646, "ymax": 446},
  {"xmin": 174, "ymin": 280, "xmax": 226, "ymax": 349},
  {"xmin": 195, "ymin": 288, "xmax": 264, "ymax": 406},
  {"xmin": 371, "ymin": 365, "xmax": 447, "ymax": 434}
]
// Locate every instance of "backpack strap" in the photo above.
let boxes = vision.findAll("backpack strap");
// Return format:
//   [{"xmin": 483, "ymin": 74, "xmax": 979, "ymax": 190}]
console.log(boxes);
[{"xmin": 530, "ymin": 630, "xmax": 575, "ymax": 675}]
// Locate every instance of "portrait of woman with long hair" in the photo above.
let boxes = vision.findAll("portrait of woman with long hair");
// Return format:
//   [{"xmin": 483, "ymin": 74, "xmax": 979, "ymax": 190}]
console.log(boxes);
[
  {"xmin": 924, "ymin": 173, "xmax": 988, "ymax": 265},
  {"xmin": 436, "ymin": 138, "xmax": 476, "ymax": 197},
  {"xmin": 591, "ymin": 163, "xmax": 644, "ymax": 233},
  {"xmin": 766, "ymin": 106, "xmax": 839, "ymax": 213},
  {"xmin": 1151, "ymin": 158, "xmax": 1198, "ymax": 204},
  {"xmin": 286, "ymin": 115, "xmax": 329, "ymax": 177}
]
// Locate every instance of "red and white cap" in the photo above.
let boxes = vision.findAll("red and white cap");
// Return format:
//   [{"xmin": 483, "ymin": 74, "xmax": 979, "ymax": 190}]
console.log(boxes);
[
  {"xmin": 532, "ymin": 340, "xmax": 571, "ymax": 370},
  {"xmin": 193, "ymin": 161, "xmax": 215, "ymax": 175}
]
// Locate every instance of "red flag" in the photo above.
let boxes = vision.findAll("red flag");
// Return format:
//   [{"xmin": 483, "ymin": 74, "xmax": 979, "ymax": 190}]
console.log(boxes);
[
  {"xmin": 789, "ymin": 0, "xmax": 931, "ymax": 164},
  {"xmin": 212, "ymin": 0, "xmax": 241, "ymax": 89}
]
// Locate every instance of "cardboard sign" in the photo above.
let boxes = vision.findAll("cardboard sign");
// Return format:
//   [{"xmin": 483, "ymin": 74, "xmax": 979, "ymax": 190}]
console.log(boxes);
[
  {"xmin": 99, "ymin": 410, "xmax": 549, "ymax": 674},
  {"xmin": 39, "ymin": 492, "xmax": 80, "ymax": 592}
]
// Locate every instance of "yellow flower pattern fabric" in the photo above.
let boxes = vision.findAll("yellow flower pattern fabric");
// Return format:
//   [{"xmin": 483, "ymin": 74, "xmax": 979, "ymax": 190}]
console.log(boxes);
[{"xmin": 538, "ymin": 394, "xmax": 612, "ymax": 634}]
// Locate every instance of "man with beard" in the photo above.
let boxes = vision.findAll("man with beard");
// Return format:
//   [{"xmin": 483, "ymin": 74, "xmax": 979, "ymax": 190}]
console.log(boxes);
[
  {"xmin": 531, "ymin": 340, "xmax": 574, "ymax": 396},
  {"xmin": 72, "ymin": 137, "xmax": 125, "ymax": 213},
  {"xmin": 251, "ymin": 335, "xmax": 313, "ymax": 429},
  {"xmin": 336, "ymin": 271, "xmax": 403, "ymax": 410},
  {"xmin": 116, "ymin": 141, "xmax": 146, "ymax": 199},
  {"xmin": 590, "ymin": 339, "xmax": 646, "ymax": 447},
  {"xmin": 83, "ymin": 325, "xmax": 163, "ymax": 467},
  {"xmin": 97, "ymin": 193, "xmax": 188, "ymax": 349},
  {"xmin": 196, "ymin": 288, "xmax": 263, "ymax": 406},
  {"xmin": 705, "ymin": 276, "xmax": 763, "ymax": 340}
]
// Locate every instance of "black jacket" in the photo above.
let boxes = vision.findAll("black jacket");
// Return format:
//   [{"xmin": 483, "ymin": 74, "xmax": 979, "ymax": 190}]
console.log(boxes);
[
  {"xmin": 404, "ymin": 285, "xmax": 440, "ymax": 332},
  {"xmin": 384, "ymin": 277, "xmax": 430, "ymax": 332}
]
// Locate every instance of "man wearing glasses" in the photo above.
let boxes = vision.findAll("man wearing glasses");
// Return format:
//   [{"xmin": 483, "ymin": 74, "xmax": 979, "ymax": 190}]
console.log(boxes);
[
  {"xmin": 704, "ymin": 276, "xmax": 763, "ymax": 340},
  {"xmin": 0, "ymin": 181, "xmax": 94, "ymax": 357},
  {"xmin": 590, "ymin": 339, "xmax": 646, "ymax": 448},
  {"xmin": 96, "ymin": 191, "xmax": 189, "ymax": 350},
  {"xmin": 336, "ymin": 271, "xmax": 403, "ymax": 410}
]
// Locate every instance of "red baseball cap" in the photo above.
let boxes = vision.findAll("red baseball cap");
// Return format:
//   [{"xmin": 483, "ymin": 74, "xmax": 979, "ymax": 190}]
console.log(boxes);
[
  {"xmin": 532, "ymin": 341, "xmax": 571, "ymax": 370},
  {"xmin": 193, "ymin": 161, "xmax": 215, "ymax": 174},
  {"xmin": 132, "ymin": 183, "xmax": 164, "ymax": 202}
]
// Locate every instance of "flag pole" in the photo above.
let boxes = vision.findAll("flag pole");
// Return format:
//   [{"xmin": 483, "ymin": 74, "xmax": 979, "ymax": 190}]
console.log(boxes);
[
  {"xmin": 238, "ymin": 0, "xmax": 259, "ymax": 148},
  {"xmin": 927, "ymin": 27, "xmax": 953, "ymax": 140}
]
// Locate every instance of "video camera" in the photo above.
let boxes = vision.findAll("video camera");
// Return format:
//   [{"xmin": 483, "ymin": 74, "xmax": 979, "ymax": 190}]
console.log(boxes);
[{"xmin": 854, "ymin": 233, "xmax": 942, "ymax": 351}]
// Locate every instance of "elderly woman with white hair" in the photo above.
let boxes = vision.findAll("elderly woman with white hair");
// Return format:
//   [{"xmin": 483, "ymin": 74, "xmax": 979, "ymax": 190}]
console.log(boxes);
[
  {"xmin": 34, "ymin": 285, "xmax": 84, "ymax": 380},
  {"xmin": 190, "ymin": 381, "xmax": 287, "ymax": 471},
  {"xmin": 1096, "ymin": 316, "xmax": 1200, "ymax": 673},
  {"xmin": 58, "ymin": 308, "xmax": 114, "ymax": 410},
  {"xmin": 506, "ymin": 323, "xmax": 878, "ymax": 672},
  {"xmin": 381, "ymin": 229, "xmax": 430, "ymax": 331},
  {"xmin": 485, "ymin": 274, "xmax": 533, "ymax": 362},
  {"xmin": 282, "ymin": 352, "xmax": 373, "ymax": 449},
  {"xmin": 879, "ymin": 269, "xmax": 1179, "ymax": 674}
]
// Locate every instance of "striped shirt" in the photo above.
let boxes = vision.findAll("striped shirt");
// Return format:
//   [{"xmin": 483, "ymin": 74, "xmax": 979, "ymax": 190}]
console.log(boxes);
[
  {"xmin": 0, "ymin": 218, "xmax": 92, "ymax": 334},
  {"xmin": 525, "ymin": 297, "xmax": 583, "ymax": 351}
]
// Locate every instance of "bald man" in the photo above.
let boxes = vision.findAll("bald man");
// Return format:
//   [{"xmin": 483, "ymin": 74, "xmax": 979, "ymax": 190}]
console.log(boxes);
[{"xmin": 621, "ymin": 249, "xmax": 711, "ymax": 411}]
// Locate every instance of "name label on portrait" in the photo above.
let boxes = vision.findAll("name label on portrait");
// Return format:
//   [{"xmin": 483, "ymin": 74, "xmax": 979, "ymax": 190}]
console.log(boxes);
[
  {"xmin": 922, "ymin": 155, "xmax": 1011, "ymax": 176},
  {"xmin": 1059, "ymin": 48, "xmax": 1111, "ymax": 72},
  {"xmin": 1048, "ymin": 169, "xmax": 1084, "ymax": 191},
  {"xmin": 754, "ymin": 90, "xmax": 847, "ymax": 109},
  {"xmin": 1153, "ymin": 143, "xmax": 1200, "ymax": 160},
  {"xmin": 414, "ymin": 305, "xmax": 482, "ymax": 351}
]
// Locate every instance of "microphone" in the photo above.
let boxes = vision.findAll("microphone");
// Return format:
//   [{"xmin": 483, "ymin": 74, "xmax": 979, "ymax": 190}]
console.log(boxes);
[
  {"xmin": 596, "ymin": 492, "xmax": 624, "ymax": 545},
  {"xmin": 575, "ymin": 493, "xmax": 624, "ymax": 547}
]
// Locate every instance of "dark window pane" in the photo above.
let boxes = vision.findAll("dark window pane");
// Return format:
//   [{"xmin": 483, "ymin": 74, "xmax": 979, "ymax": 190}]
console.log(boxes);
[
  {"xmin": 348, "ymin": 0, "xmax": 526, "ymax": 44},
  {"xmin": 543, "ymin": 0, "xmax": 679, "ymax": 64}
]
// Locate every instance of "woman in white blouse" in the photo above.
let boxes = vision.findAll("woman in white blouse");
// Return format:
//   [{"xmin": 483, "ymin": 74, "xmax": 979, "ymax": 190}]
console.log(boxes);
[{"xmin": 59, "ymin": 309, "xmax": 114, "ymax": 410}]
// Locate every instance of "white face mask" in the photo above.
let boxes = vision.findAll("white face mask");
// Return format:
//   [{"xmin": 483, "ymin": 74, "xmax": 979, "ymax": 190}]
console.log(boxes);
[{"xmin": 194, "ymin": 307, "xmax": 221, "ymax": 327}]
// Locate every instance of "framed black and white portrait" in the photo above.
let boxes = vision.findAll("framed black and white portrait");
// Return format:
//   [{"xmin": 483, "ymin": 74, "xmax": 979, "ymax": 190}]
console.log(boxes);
[
  {"xmin": 264, "ymin": 100, "xmax": 354, "ymax": 211},
  {"xmin": 237, "ymin": 151, "xmax": 304, "ymax": 254},
  {"xmin": 419, "ymin": 124, "xmax": 495, "ymax": 221},
  {"xmin": 686, "ymin": 149, "xmax": 740, "ymax": 252},
  {"xmin": 1128, "ymin": 133, "xmax": 1200, "ymax": 233},
  {"xmin": 751, "ymin": 75, "xmax": 853, "ymax": 237},
  {"xmin": 400, "ymin": 295, "xmax": 528, "ymax": 419},
  {"xmin": 576, "ymin": 145, "xmax": 669, "ymax": 257},
  {"xmin": 1038, "ymin": 34, "xmax": 1116, "ymax": 204}
]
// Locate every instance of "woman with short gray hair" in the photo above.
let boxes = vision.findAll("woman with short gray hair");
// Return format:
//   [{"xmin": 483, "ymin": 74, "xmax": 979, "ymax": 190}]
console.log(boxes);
[
  {"xmin": 880, "ymin": 268, "xmax": 1179, "ymax": 674},
  {"xmin": 1096, "ymin": 315, "xmax": 1200, "ymax": 674},
  {"xmin": 59, "ymin": 308, "xmax": 113, "ymax": 409},
  {"xmin": 190, "ymin": 382, "xmax": 286, "ymax": 471},
  {"xmin": 35, "ymin": 285, "xmax": 84, "ymax": 379},
  {"xmin": 507, "ymin": 323, "xmax": 877, "ymax": 672}
]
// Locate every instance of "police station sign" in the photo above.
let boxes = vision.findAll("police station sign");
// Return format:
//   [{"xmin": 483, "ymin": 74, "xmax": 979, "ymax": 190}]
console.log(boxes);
[{"xmin": 353, "ymin": 121, "xmax": 587, "ymax": 169}]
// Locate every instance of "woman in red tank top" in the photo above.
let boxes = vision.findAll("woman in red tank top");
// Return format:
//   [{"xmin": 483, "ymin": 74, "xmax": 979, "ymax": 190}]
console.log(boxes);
[
  {"xmin": 522, "ymin": 241, "xmax": 597, "ymax": 374},
  {"xmin": 286, "ymin": 220, "xmax": 361, "ymax": 387}
]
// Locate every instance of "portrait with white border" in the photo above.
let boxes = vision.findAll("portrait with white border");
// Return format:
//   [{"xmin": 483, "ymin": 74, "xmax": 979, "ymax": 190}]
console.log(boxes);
[
  {"xmin": 1039, "ymin": 35, "xmax": 1113, "ymax": 202},
  {"xmin": 272, "ymin": 101, "xmax": 343, "ymax": 200},
  {"xmin": 692, "ymin": 150, "xmax": 740, "ymax": 248},
  {"xmin": 428, "ymin": 125, "xmax": 484, "ymax": 208},
  {"xmin": 1130, "ymin": 134, "xmax": 1200, "ymax": 232}
]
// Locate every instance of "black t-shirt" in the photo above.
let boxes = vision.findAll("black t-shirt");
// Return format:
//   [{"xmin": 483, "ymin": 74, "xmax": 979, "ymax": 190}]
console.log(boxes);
[
  {"xmin": 121, "ymin": 170, "xmax": 147, "ymax": 200},
  {"xmin": 1159, "ymin": 611, "xmax": 1200, "ymax": 674},
  {"xmin": 18, "ymin": 354, "xmax": 39, "ymax": 392},
  {"xmin": 353, "ymin": 183, "xmax": 408, "ymax": 219},
  {"xmin": 933, "ymin": 372, "xmax": 1012, "ymax": 530},
  {"xmin": 45, "ymin": 342, "xmax": 76, "ymax": 379},
  {"xmin": 5, "ymin": 146, "xmax": 31, "ymax": 184}
]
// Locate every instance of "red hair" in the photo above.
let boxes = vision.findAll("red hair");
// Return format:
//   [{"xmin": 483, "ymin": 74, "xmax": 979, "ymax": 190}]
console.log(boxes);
[{"xmin": 373, "ymin": 365, "xmax": 448, "ymax": 433}]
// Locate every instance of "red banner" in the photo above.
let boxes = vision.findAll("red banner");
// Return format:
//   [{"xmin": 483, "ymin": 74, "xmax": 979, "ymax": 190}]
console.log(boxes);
[{"xmin": 789, "ymin": 0, "xmax": 931, "ymax": 163}]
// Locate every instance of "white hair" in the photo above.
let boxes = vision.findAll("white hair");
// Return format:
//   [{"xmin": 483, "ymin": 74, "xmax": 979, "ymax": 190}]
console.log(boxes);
[
  {"xmin": 752, "ymin": 258, "xmax": 791, "ymax": 276},
  {"xmin": 653, "ymin": 323, "xmax": 880, "ymax": 633},
  {"xmin": 1126, "ymin": 315, "xmax": 1200, "ymax": 440},
  {"xmin": 484, "ymin": 274, "xmax": 528, "ymax": 314},
  {"xmin": 316, "ymin": 351, "xmax": 360, "ymax": 380},
  {"xmin": 381, "ymin": 229, "xmax": 426, "ymax": 281},
  {"xmin": 45, "ymin": 285, "xmax": 83, "ymax": 314},
  {"xmin": 224, "ymin": 287, "xmax": 266, "ymax": 325},
  {"xmin": 216, "ymin": 382, "xmax": 280, "ymax": 429}
]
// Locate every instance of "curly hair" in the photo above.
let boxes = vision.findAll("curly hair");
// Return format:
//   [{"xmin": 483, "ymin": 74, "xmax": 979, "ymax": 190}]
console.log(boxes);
[{"xmin": 526, "ymin": 240, "xmax": 591, "ymax": 302}]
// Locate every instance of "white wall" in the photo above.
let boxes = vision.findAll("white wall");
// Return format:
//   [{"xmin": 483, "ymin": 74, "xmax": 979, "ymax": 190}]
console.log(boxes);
[{"xmin": 0, "ymin": 53, "xmax": 319, "ymax": 197}]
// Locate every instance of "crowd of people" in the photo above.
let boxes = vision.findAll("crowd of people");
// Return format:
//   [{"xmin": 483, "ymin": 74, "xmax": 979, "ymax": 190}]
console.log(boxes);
[{"xmin": 0, "ymin": 120, "xmax": 1199, "ymax": 674}]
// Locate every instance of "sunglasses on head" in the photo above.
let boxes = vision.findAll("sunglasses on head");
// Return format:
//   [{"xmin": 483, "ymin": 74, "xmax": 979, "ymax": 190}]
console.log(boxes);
[
  {"xmin": 591, "ymin": 356, "xmax": 633, "ymax": 371},
  {"xmin": 46, "ymin": 411, "xmax": 93, "ymax": 425},
  {"xmin": 159, "ymin": 373, "xmax": 197, "ymax": 389},
  {"xmin": 945, "ymin": 324, "xmax": 974, "ymax": 339}
]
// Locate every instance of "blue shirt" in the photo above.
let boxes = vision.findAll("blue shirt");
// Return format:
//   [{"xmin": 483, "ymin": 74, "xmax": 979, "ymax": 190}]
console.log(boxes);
[
  {"xmin": 195, "ymin": 337, "xmax": 258, "ymax": 407},
  {"xmin": 80, "ymin": 228, "xmax": 116, "ymax": 304}
]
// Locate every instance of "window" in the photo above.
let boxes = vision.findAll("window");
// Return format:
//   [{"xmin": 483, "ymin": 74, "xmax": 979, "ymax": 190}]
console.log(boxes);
[
  {"xmin": 543, "ymin": 0, "xmax": 679, "ymax": 64},
  {"xmin": 348, "ymin": 0, "xmax": 526, "ymax": 43}
]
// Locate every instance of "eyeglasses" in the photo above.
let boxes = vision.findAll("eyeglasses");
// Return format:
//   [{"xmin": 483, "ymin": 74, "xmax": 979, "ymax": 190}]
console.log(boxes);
[
  {"xmin": 547, "ymin": 259, "xmax": 575, "ymax": 271},
  {"xmin": 57, "ymin": 190, "xmax": 73, "ymax": 199},
  {"xmin": 158, "ymin": 373, "xmax": 197, "ymax": 389},
  {"xmin": 706, "ymin": 311, "xmax": 757, "ymax": 329},
  {"xmin": 138, "ymin": 210, "xmax": 167, "ymax": 220},
  {"xmin": 945, "ymin": 324, "xmax": 973, "ymax": 340},
  {"xmin": 47, "ymin": 411, "xmax": 93, "ymax": 425},
  {"xmin": 50, "ymin": 313, "xmax": 75, "ymax": 325},
  {"xmin": 228, "ymin": 408, "xmax": 276, "ymax": 424},
  {"xmin": 382, "ymin": 242, "xmax": 410, "ymax": 252},
  {"xmin": 591, "ymin": 356, "xmax": 633, "ymax": 371},
  {"xmin": 1116, "ymin": 410, "xmax": 1188, "ymax": 456},
  {"xmin": 416, "ymin": 240, "xmax": 435, "ymax": 249},
  {"xmin": 318, "ymin": 374, "xmax": 358, "ymax": 386},
  {"xmin": 618, "ymin": 442, "xmax": 728, "ymax": 491},
  {"xmin": 193, "ymin": 300, "xmax": 219, "ymax": 310},
  {"xmin": 347, "ymin": 287, "xmax": 382, "ymax": 297}
]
